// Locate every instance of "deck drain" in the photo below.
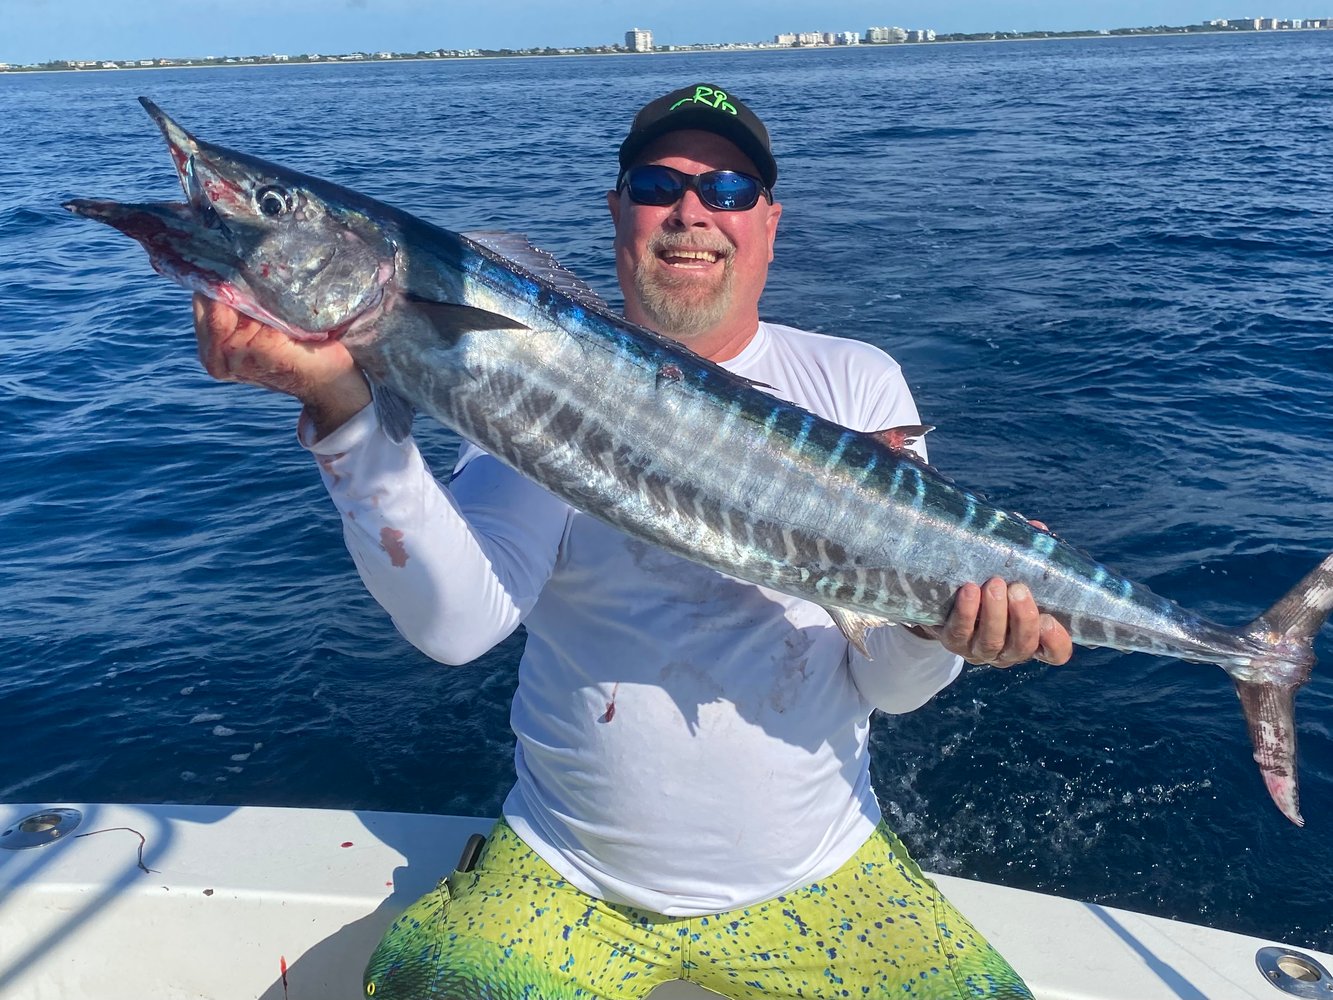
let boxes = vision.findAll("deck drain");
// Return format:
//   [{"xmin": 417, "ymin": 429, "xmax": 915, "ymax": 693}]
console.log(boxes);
[
  {"xmin": 1257, "ymin": 946, "xmax": 1333, "ymax": 997},
  {"xmin": 0, "ymin": 808, "xmax": 83, "ymax": 849}
]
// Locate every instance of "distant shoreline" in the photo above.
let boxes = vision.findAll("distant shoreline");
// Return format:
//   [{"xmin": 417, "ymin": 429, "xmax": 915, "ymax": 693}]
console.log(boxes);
[{"xmin": 4, "ymin": 25, "xmax": 1328, "ymax": 74}]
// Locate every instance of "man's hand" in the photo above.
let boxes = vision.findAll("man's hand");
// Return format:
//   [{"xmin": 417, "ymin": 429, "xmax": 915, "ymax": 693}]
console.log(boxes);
[
  {"xmin": 905, "ymin": 551, "xmax": 1074, "ymax": 667},
  {"xmin": 192, "ymin": 294, "xmax": 371, "ymax": 438},
  {"xmin": 932, "ymin": 577, "xmax": 1073, "ymax": 667},
  {"xmin": 902, "ymin": 515, "xmax": 1074, "ymax": 668}
]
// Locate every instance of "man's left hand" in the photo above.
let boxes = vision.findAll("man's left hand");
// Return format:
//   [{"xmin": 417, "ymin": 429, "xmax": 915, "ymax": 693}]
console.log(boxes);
[
  {"xmin": 932, "ymin": 577, "xmax": 1073, "ymax": 667},
  {"xmin": 904, "ymin": 574, "xmax": 1074, "ymax": 667}
]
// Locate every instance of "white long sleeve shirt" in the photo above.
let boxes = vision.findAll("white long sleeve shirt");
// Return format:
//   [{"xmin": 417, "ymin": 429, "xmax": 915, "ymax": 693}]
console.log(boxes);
[{"xmin": 303, "ymin": 321, "xmax": 963, "ymax": 916}]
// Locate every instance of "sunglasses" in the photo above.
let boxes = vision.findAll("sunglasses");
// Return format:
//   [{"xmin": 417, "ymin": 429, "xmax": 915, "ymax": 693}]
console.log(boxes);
[{"xmin": 618, "ymin": 165, "xmax": 771, "ymax": 212}]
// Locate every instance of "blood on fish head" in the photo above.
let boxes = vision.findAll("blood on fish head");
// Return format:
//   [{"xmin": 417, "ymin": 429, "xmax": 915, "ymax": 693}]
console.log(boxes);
[{"xmin": 143, "ymin": 97, "xmax": 398, "ymax": 341}]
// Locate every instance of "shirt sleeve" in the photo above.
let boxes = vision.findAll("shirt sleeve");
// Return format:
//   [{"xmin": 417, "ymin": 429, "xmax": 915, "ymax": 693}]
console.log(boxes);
[
  {"xmin": 299, "ymin": 406, "xmax": 570, "ymax": 665},
  {"xmin": 849, "ymin": 625, "xmax": 965, "ymax": 714},
  {"xmin": 834, "ymin": 345, "xmax": 967, "ymax": 713}
]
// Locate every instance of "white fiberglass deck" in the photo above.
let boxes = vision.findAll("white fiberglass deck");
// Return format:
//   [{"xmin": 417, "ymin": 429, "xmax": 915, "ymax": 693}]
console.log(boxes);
[{"xmin": 0, "ymin": 803, "xmax": 1327, "ymax": 999}]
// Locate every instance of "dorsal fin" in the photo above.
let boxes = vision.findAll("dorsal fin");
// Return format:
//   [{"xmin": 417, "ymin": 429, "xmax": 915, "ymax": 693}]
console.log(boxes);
[{"xmin": 461, "ymin": 230, "xmax": 609, "ymax": 309}]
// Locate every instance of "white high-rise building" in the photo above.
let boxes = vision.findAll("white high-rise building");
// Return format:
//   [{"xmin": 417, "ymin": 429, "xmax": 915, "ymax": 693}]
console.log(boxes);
[
  {"xmin": 626, "ymin": 28, "xmax": 653, "ymax": 52},
  {"xmin": 866, "ymin": 26, "xmax": 908, "ymax": 43}
]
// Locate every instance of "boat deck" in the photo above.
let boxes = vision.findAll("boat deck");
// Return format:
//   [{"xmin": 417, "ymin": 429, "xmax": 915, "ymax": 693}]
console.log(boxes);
[{"xmin": 0, "ymin": 802, "xmax": 1327, "ymax": 999}]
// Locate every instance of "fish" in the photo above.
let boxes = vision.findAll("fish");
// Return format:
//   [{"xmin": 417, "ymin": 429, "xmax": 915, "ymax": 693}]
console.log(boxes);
[{"xmin": 65, "ymin": 98, "xmax": 1333, "ymax": 826}]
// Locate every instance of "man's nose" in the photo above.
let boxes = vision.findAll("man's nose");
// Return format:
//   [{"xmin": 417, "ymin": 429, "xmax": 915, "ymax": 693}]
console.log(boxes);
[{"xmin": 667, "ymin": 188, "xmax": 715, "ymax": 227}]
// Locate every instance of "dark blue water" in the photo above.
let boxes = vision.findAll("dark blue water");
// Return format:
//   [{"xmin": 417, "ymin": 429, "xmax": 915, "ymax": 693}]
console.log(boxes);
[{"xmin": 3, "ymin": 32, "xmax": 1332, "ymax": 951}]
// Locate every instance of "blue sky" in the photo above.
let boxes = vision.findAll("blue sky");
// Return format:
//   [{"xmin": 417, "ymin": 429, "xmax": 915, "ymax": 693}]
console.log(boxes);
[{"xmin": 0, "ymin": 1, "xmax": 1279, "ymax": 64}]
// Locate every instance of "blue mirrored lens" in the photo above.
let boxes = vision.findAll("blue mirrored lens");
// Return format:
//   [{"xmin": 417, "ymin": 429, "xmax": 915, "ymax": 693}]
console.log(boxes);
[
  {"xmin": 623, "ymin": 166, "xmax": 763, "ymax": 211},
  {"xmin": 697, "ymin": 172, "xmax": 760, "ymax": 210},
  {"xmin": 626, "ymin": 166, "xmax": 685, "ymax": 206}
]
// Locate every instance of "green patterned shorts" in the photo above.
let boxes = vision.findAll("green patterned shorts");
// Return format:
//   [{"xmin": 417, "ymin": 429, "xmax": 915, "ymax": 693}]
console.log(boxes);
[{"xmin": 363, "ymin": 819, "xmax": 1032, "ymax": 999}]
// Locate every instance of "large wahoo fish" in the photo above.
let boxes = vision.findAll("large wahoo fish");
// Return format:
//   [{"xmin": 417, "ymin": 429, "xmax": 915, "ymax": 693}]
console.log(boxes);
[{"xmin": 68, "ymin": 99, "xmax": 1332, "ymax": 825}]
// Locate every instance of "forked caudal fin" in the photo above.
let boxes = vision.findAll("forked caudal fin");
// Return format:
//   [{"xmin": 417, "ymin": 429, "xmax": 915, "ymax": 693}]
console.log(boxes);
[{"xmin": 1234, "ymin": 552, "xmax": 1333, "ymax": 827}]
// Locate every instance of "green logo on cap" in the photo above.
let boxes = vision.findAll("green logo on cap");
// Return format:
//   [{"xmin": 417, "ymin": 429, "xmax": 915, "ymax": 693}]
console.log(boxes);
[{"xmin": 669, "ymin": 85, "xmax": 737, "ymax": 115}]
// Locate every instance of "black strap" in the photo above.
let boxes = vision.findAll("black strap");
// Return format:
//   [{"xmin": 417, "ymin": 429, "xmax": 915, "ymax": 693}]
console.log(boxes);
[{"xmin": 456, "ymin": 833, "xmax": 486, "ymax": 873}]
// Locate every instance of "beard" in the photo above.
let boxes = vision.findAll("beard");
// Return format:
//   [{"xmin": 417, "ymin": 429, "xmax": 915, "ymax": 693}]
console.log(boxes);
[{"xmin": 630, "ymin": 231, "xmax": 735, "ymax": 340}]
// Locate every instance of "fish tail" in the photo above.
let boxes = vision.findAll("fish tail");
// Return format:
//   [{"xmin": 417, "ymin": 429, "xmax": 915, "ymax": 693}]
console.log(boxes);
[{"xmin": 1234, "ymin": 552, "xmax": 1333, "ymax": 826}]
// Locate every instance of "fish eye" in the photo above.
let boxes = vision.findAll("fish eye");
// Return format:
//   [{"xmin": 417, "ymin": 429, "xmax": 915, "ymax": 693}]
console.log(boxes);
[{"xmin": 256, "ymin": 186, "xmax": 293, "ymax": 218}]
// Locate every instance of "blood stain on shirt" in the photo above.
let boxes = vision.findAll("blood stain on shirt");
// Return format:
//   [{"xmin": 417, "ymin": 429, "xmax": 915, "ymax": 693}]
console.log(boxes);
[
  {"xmin": 379, "ymin": 527, "xmax": 409, "ymax": 567},
  {"xmin": 316, "ymin": 456, "xmax": 343, "ymax": 487}
]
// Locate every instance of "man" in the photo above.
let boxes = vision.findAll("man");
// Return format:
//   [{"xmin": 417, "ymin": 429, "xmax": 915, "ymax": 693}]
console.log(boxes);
[{"xmin": 195, "ymin": 83, "xmax": 1071, "ymax": 999}]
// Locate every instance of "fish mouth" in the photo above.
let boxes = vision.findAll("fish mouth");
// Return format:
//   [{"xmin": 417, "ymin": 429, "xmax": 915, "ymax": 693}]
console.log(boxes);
[
  {"xmin": 62, "ymin": 197, "xmax": 235, "ymax": 294},
  {"xmin": 139, "ymin": 97, "xmax": 213, "ymax": 212},
  {"xmin": 62, "ymin": 197, "xmax": 346, "ymax": 343},
  {"xmin": 140, "ymin": 96, "xmax": 258, "ymax": 240}
]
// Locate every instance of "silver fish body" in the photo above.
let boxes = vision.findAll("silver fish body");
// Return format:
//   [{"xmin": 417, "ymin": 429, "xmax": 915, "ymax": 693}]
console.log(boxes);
[{"xmin": 65, "ymin": 98, "xmax": 1333, "ymax": 825}]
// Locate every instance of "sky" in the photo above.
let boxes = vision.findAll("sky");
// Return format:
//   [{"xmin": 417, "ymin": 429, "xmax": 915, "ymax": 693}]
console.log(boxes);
[{"xmin": 0, "ymin": 1, "xmax": 1294, "ymax": 65}]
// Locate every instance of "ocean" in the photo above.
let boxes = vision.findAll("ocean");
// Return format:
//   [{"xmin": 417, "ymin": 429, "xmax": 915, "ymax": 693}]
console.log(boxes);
[{"xmin": 2, "ymin": 30, "xmax": 1331, "ymax": 953}]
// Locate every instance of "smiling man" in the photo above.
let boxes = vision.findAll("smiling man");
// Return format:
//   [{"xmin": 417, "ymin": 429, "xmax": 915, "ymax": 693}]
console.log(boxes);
[
  {"xmin": 194, "ymin": 82, "xmax": 1069, "ymax": 999},
  {"xmin": 609, "ymin": 88, "xmax": 782, "ymax": 359}
]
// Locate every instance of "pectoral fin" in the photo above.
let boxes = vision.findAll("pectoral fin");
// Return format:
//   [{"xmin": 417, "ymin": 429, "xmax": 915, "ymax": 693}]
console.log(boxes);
[
  {"xmin": 403, "ymin": 294, "xmax": 533, "ymax": 338},
  {"xmin": 372, "ymin": 384, "xmax": 416, "ymax": 444},
  {"xmin": 372, "ymin": 300, "xmax": 530, "ymax": 443}
]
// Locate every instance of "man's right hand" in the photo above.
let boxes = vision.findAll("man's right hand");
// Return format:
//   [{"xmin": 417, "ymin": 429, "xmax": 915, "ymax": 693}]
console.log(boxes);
[{"xmin": 192, "ymin": 294, "xmax": 372, "ymax": 439}]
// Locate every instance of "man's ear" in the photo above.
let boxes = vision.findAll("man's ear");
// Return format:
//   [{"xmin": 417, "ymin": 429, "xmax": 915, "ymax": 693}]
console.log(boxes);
[{"xmin": 766, "ymin": 200, "xmax": 782, "ymax": 262}]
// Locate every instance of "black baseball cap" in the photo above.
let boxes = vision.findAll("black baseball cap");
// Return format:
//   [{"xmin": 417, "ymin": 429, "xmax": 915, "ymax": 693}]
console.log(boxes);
[{"xmin": 618, "ymin": 83, "xmax": 778, "ymax": 189}]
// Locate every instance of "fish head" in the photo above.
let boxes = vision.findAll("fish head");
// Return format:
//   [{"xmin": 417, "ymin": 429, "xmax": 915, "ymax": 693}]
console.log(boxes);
[{"xmin": 66, "ymin": 99, "xmax": 398, "ymax": 342}]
